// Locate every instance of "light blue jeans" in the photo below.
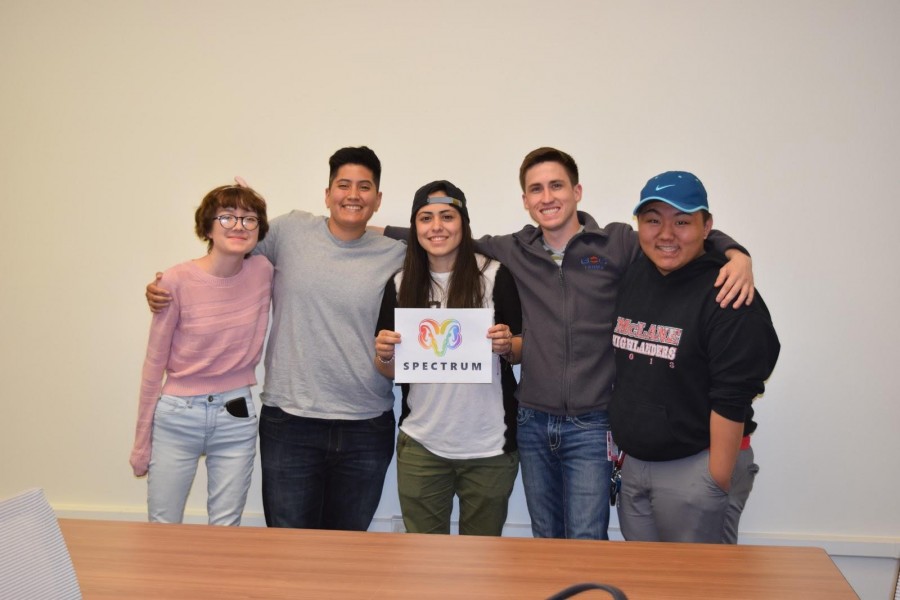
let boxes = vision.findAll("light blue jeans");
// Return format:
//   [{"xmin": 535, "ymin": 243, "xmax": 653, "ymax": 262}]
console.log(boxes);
[
  {"xmin": 516, "ymin": 407, "xmax": 612, "ymax": 539},
  {"xmin": 148, "ymin": 387, "xmax": 256, "ymax": 525}
]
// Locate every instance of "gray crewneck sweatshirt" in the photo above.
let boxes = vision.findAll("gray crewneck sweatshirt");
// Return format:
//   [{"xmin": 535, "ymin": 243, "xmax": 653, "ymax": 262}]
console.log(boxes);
[{"xmin": 255, "ymin": 210, "xmax": 405, "ymax": 419}]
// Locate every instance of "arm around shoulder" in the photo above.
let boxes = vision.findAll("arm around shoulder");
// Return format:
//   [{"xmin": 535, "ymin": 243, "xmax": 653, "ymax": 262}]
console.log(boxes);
[
  {"xmin": 715, "ymin": 250, "xmax": 754, "ymax": 308},
  {"xmin": 706, "ymin": 227, "xmax": 754, "ymax": 308},
  {"xmin": 383, "ymin": 225, "xmax": 409, "ymax": 242}
]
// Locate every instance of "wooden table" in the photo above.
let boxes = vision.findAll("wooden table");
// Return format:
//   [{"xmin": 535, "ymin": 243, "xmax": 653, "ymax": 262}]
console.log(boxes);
[{"xmin": 59, "ymin": 519, "xmax": 857, "ymax": 599}]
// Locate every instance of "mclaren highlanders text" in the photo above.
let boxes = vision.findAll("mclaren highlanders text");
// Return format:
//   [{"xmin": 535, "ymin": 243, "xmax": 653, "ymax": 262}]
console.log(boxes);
[
  {"xmin": 612, "ymin": 317, "xmax": 683, "ymax": 361},
  {"xmin": 401, "ymin": 361, "xmax": 484, "ymax": 371}
]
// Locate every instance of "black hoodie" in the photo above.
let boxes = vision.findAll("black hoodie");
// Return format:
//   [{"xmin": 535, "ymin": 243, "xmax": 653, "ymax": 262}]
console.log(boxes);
[{"xmin": 609, "ymin": 252, "xmax": 780, "ymax": 462}]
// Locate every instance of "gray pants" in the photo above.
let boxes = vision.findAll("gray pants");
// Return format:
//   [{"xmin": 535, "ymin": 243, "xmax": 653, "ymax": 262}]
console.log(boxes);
[{"xmin": 618, "ymin": 448, "xmax": 757, "ymax": 544}]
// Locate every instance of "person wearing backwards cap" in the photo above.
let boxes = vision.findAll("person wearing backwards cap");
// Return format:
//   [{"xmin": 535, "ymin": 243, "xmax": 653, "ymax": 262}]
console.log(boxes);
[
  {"xmin": 609, "ymin": 171, "xmax": 780, "ymax": 543},
  {"xmin": 374, "ymin": 180, "xmax": 523, "ymax": 536}
]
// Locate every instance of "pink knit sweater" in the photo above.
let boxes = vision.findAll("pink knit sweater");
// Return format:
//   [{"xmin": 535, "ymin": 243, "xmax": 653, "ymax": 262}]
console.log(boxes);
[{"xmin": 129, "ymin": 256, "xmax": 273, "ymax": 476}]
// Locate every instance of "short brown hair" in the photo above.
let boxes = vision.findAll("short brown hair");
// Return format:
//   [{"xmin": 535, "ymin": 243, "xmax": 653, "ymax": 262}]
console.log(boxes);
[
  {"xmin": 194, "ymin": 185, "xmax": 269, "ymax": 253},
  {"xmin": 518, "ymin": 147, "xmax": 579, "ymax": 191}
]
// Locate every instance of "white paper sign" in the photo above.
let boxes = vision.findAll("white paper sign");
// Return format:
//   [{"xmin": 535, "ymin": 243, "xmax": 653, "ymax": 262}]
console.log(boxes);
[{"xmin": 393, "ymin": 308, "xmax": 493, "ymax": 383}]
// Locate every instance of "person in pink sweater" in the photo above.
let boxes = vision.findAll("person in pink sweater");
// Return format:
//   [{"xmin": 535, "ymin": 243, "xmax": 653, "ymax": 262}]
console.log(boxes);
[{"xmin": 130, "ymin": 185, "xmax": 273, "ymax": 525}]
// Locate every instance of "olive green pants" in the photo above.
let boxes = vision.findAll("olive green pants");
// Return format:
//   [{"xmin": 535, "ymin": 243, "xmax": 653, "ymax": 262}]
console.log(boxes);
[{"xmin": 397, "ymin": 431, "xmax": 519, "ymax": 536}]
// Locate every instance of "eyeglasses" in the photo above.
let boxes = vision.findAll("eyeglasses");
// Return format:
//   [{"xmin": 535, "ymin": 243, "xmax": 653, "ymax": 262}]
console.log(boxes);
[{"xmin": 215, "ymin": 214, "xmax": 260, "ymax": 231}]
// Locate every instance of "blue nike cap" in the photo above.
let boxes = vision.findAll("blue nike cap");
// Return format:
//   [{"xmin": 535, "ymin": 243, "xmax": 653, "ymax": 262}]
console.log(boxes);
[{"xmin": 634, "ymin": 171, "xmax": 708, "ymax": 215}]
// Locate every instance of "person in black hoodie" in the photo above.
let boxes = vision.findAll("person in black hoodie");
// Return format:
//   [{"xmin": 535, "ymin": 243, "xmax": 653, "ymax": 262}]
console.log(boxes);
[{"xmin": 609, "ymin": 171, "xmax": 780, "ymax": 544}]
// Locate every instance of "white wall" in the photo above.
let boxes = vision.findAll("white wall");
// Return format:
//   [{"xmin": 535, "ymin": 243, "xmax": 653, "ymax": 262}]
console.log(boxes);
[{"xmin": 2, "ymin": 1, "xmax": 898, "ymax": 597}]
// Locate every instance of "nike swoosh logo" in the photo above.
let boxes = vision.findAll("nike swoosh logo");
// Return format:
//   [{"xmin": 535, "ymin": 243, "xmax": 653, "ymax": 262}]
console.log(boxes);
[{"xmin": 655, "ymin": 184, "xmax": 676, "ymax": 191}]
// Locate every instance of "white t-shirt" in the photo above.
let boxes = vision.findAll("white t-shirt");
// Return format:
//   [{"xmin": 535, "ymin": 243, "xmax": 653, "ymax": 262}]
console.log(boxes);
[{"xmin": 397, "ymin": 257, "xmax": 508, "ymax": 459}]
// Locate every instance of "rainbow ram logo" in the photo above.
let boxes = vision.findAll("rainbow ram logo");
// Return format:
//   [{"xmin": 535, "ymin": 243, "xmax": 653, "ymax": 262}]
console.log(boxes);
[{"xmin": 418, "ymin": 318, "xmax": 463, "ymax": 357}]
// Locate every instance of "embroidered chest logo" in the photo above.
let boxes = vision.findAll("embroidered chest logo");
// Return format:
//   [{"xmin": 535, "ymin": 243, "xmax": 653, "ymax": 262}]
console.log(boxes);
[{"xmin": 579, "ymin": 255, "xmax": 609, "ymax": 270}]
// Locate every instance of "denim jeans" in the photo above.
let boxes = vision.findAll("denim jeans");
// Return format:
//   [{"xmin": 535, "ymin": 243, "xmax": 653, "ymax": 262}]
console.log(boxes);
[
  {"xmin": 147, "ymin": 387, "xmax": 256, "ymax": 525},
  {"xmin": 259, "ymin": 405, "xmax": 395, "ymax": 530},
  {"xmin": 516, "ymin": 407, "xmax": 612, "ymax": 539}
]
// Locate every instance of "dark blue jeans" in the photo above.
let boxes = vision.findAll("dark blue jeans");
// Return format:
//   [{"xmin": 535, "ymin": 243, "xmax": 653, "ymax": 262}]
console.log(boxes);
[{"xmin": 259, "ymin": 405, "xmax": 395, "ymax": 530}]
